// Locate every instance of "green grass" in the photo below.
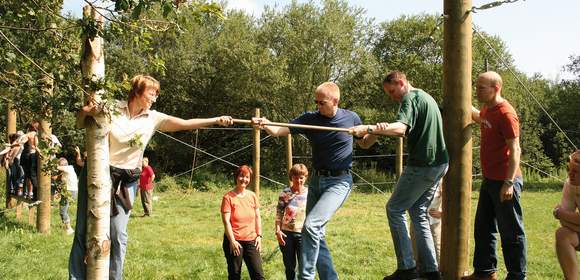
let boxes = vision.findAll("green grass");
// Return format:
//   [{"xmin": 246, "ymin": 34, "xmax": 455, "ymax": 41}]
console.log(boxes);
[{"xmin": 0, "ymin": 180, "xmax": 570, "ymax": 279}]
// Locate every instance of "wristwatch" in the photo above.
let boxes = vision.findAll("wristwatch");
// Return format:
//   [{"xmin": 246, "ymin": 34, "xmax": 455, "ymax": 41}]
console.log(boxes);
[
  {"xmin": 367, "ymin": 126, "xmax": 374, "ymax": 134},
  {"xmin": 503, "ymin": 179, "xmax": 514, "ymax": 186},
  {"xmin": 553, "ymin": 207, "xmax": 561, "ymax": 219}
]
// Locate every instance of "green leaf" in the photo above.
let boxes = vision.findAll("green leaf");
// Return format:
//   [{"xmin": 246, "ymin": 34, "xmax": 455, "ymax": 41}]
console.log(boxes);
[
  {"xmin": 131, "ymin": 2, "xmax": 144, "ymax": 19},
  {"xmin": 162, "ymin": 2, "xmax": 173, "ymax": 18}
]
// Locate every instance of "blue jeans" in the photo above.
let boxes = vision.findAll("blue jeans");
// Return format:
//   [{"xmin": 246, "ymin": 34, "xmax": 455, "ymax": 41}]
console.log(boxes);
[
  {"xmin": 69, "ymin": 168, "xmax": 136, "ymax": 280},
  {"xmin": 473, "ymin": 176, "xmax": 527, "ymax": 280},
  {"xmin": 299, "ymin": 173, "xmax": 352, "ymax": 280},
  {"xmin": 386, "ymin": 164, "xmax": 448, "ymax": 273}
]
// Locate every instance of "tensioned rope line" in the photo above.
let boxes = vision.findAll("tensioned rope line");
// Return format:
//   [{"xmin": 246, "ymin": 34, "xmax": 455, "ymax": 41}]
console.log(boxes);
[
  {"xmin": 156, "ymin": 131, "xmax": 286, "ymax": 186},
  {"xmin": 350, "ymin": 169, "xmax": 387, "ymax": 195},
  {"xmin": 0, "ymin": 28, "xmax": 93, "ymax": 100},
  {"xmin": 473, "ymin": 25, "xmax": 578, "ymax": 151},
  {"xmin": 295, "ymin": 134, "xmax": 387, "ymax": 194},
  {"xmin": 171, "ymin": 135, "xmax": 273, "ymax": 179},
  {"xmin": 520, "ymin": 160, "xmax": 566, "ymax": 183},
  {"xmin": 0, "ymin": 30, "xmax": 54, "ymax": 80},
  {"xmin": 293, "ymin": 154, "xmax": 408, "ymax": 159},
  {"xmin": 470, "ymin": 0, "xmax": 524, "ymax": 13}
]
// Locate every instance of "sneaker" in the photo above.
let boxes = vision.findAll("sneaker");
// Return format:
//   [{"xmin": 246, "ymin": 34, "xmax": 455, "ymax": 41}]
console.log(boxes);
[
  {"xmin": 421, "ymin": 271, "xmax": 441, "ymax": 280},
  {"xmin": 461, "ymin": 272, "xmax": 497, "ymax": 280},
  {"xmin": 383, "ymin": 268, "xmax": 419, "ymax": 280},
  {"xmin": 66, "ymin": 227, "xmax": 75, "ymax": 235}
]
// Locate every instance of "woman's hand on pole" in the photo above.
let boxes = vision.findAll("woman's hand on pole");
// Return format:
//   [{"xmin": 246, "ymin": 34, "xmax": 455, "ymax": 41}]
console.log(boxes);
[{"xmin": 216, "ymin": 116, "xmax": 234, "ymax": 126}]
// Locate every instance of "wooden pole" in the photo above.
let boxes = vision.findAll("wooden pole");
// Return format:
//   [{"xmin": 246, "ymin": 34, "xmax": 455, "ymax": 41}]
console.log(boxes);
[
  {"xmin": 396, "ymin": 137, "xmax": 403, "ymax": 178},
  {"xmin": 286, "ymin": 134, "xmax": 293, "ymax": 183},
  {"xmin": 36, "ymin": 76, "xmax": 53, "ymax": 234},
  {"xmin": 6, "ymin": 102, "xmax": 17, "ymax": 209},
  {"xmin": 188, "ymin": 129, "xmax": 199, "ymax": 189},
  {"xmin": 252, "ymin": 109, "xmax": 260, "ymax": 198},
  {"xmin": 233, "ymin": 119, "xmax": 353, "ymax": 133},
  {"xmin": 441, "ymin": 0, "xmax": 473, "ymax": 278},
  {"xmin": 81, "ymin": 5, "xmax": 111, "ymax": 278}
]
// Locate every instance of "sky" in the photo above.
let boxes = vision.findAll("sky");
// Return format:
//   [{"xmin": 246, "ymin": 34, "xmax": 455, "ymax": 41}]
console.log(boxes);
[{"xmin": 63, "ymin": 0, "xmax": 580, "ymax": 81}]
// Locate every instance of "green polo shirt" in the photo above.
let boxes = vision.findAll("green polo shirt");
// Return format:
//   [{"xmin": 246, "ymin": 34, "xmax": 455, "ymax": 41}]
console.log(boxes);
[{"xmin": 396, "ymin": 89, "xmax": 449, "ymax": 167}]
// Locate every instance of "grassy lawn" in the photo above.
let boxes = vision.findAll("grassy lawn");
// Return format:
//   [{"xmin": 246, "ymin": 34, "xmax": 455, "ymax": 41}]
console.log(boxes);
[{"xmin": 0, "ymin": 182, "xmax": 568, "ymax": 279}]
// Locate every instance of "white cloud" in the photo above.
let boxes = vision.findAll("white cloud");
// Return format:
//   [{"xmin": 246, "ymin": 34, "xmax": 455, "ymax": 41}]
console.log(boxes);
[{"xmin": 226, "ymin": 0, "xmax": 262, "ymax": 16}]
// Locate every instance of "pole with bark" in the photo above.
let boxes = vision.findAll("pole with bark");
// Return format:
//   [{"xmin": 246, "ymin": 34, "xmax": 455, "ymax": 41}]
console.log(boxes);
[
  {"xmin": 252, "ymin": 109, "xmax": 261, "ymax": 198},
  {"xmin": 36, "ymin": 76, "xmax": 53, "ymax": 234},
  {"xmin": 6, "ymin": 102, "xmax": 17, "ymax": 209},
  {"xmin": 441, "ymin": 0, "xmax": 473, "ymax": 278},
  {"xmin": 81, "ymin": 5, "xmax": 111, "ymax": 278}
]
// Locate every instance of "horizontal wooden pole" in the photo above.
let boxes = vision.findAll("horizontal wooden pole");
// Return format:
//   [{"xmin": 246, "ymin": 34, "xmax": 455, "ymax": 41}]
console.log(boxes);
[{"xmin": 233, "ymin": 119, "xmax": 353, "ymax": 133}]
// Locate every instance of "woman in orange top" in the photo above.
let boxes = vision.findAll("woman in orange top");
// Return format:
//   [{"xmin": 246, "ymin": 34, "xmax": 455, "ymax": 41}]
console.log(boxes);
[{"xmin": 221, "ymin": 165, "xmax": 264, "ymax": 280}]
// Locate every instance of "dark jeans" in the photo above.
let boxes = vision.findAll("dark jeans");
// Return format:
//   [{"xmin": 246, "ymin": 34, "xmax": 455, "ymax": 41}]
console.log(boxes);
[
  {"xmin": 23, "ymin": 152, "xmax": 38, "ymax": 198},
  {"xmin": 279, "ymin": 231, "xmax": 302, "ymax": 280},
  {"xmin": 222, "ymin": 235, "xmax": 265, "ymax": 280},
  {"xmin": 473, "ymin": 176, "xmax": 527, "ymax": 280}
]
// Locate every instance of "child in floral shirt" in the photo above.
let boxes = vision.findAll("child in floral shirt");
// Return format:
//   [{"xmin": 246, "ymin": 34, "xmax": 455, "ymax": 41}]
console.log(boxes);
[{"xmin": 275, "ymin": 164, "xmax": 309, "ymax": 280}]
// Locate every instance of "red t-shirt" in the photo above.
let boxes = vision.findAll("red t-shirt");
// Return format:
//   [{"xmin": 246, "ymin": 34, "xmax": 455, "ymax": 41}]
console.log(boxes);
[
  {"xmin": 480, "ymin": 100, "xmax": 522, "ymax": 180},
  {"xmin": 139, "ymin": 165, "xmax": 155, "ymax": 190},
  {"xmin": 221, "ymin": 190, "xmax": 260, "ymax": 241}
]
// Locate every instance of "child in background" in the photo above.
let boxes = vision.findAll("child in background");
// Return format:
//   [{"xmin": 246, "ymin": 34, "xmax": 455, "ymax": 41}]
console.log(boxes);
[
  {"xmin": 138, "ymin": 157, "xmax": 155, "ymax": 217},
  {"xmin": 275, "ymin": 164, "xmax": 309, "ymax": 280},
  {"xmin": 427, "ymin": 182, "xmax": 443, "ymax": 263},
  {"xmin": 57, "ymin": 157, "xmax": 78, "ymax": 234}
]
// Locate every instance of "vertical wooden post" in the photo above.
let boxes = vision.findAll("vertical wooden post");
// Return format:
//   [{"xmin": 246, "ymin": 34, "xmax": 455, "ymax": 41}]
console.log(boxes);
[
  {"xmin": 81, "ymin": 5, "xmax": 111, "ymax": 278},
  {"xmin": 396, "ymin": 137, "xmax": 403, "ymax": 178},
  {"xmin": 286, "ymin": 134, "xmax": 293, "ymax": 177},
  {"xmin": 253, "ymin": 108, "xmax": 260, "ymax": 198},
  {"xmin": 6, "ymin": 103, "xmax": 17, "ymax": 209},
  {"xmin": 28, "ymin": 206, "xmax": 36, "ymax": 226},
  {"xmin": 15, "ymin": 202, "xmax": 22, "ymax": 220},
  {"xmin": 441, "ymin": 0, "xmax": 473, "ymax": 278},
  {"xmin": 188, "ymin": 129, "xmax": 199, "ymax": 189},
  {"xmin": 37, "ymin": 76, "xmax": 53, "ymax": 234}
]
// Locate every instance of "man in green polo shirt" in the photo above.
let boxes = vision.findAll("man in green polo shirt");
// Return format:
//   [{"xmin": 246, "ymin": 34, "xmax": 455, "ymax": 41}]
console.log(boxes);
[{"xmin": 352, "ymin": 71, "xmax": 449, "ymax": 280}]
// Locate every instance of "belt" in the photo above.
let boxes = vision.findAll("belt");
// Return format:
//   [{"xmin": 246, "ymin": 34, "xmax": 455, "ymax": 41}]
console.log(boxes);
[{"xmin": 314, "ymin": 169, "xmax": 350, "ymax": 177}]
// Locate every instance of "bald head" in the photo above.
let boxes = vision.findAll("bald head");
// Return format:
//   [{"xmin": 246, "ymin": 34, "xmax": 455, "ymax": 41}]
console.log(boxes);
[{"xmin": 478, "ymin": 71, "xmax": 503, "ymax": 88}]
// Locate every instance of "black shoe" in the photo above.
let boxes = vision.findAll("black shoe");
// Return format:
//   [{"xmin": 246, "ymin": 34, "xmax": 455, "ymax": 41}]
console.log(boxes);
[
  {"xmin": 383, "ymin": 268, "xmax": 419, "ymax": 280},
  {"xmin": 421, "ymin": 271, "xmax": 441, "ymax": 280}
]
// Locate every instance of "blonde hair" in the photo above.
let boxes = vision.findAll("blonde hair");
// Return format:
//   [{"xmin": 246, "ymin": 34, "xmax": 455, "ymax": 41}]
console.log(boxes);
[
  {"xmin": 288, "ymin": 163, "xmax": 309, "ymax": 180},
  {"xmin": 315, "ymin": 82, "xmax": 340, "ymax": 101},
  {"xmin": 129, "ymin": 75, "xmax": 160, "ymax": 102}
]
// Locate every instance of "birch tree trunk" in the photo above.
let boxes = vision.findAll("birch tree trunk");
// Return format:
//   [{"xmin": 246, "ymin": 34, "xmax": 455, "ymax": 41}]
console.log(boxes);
[
  {"xmin": 37, "ymin": 76, "xmax": 53, "ymax": 234},
  {"xmin": 6, "ymin": 102, "xmax": 16, "ymax": 209},
  {"xmin": 81, "ymin": 5, "xmax": 111, "ymax": 279}
]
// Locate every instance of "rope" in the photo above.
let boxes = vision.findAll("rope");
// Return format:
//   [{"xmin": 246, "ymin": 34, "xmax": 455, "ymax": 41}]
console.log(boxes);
[
  {"xmin": 293, "ymin": 154, "xmax": 408, "ymax": 159},
  {"xmin": 172, "ymin": 135, "xmax": 273, "ymax": 178},
  {"xmin": 473, "ymin": 25, "xmax": 578, "ymax": 151},
  {"xmin": 350, "ymin": 169, "xmax": 387, "ymax": 195},
  {"xmin": 157, "ymin": 131, "xmax": 286, "ymax": 186},
  {"xmin": 470, "ymin": 0, "xmax": 524, "ymax": 13},
  {"xmin": 521, "ymin": 160, "xmax": 566, "ymax": 183}
]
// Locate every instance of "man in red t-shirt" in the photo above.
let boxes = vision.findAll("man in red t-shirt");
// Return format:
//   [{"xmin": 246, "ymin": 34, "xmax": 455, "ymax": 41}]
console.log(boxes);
[
  {"xmin": 139, "ymin": 157, "xmax": 155, "ymax": 217},
  {"xmin": 463, "ymin": 71, "xmax": 527, "ymax": 280}
]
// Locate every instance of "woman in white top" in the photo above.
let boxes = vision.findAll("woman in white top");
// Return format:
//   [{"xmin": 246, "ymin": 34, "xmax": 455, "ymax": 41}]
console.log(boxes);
[{"xmin": 69, "ymin": 74, "xmax": 233, "ymax": 280}]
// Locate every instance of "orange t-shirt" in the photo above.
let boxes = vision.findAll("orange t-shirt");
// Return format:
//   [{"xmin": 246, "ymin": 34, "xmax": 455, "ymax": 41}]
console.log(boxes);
[
  {"xmin": 221, "ymin": 190, "xmax": 260, "ymax": 241},
  {"xmin": 480, "ymin": 100, "xmax": 522, "ymax": 180}
]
